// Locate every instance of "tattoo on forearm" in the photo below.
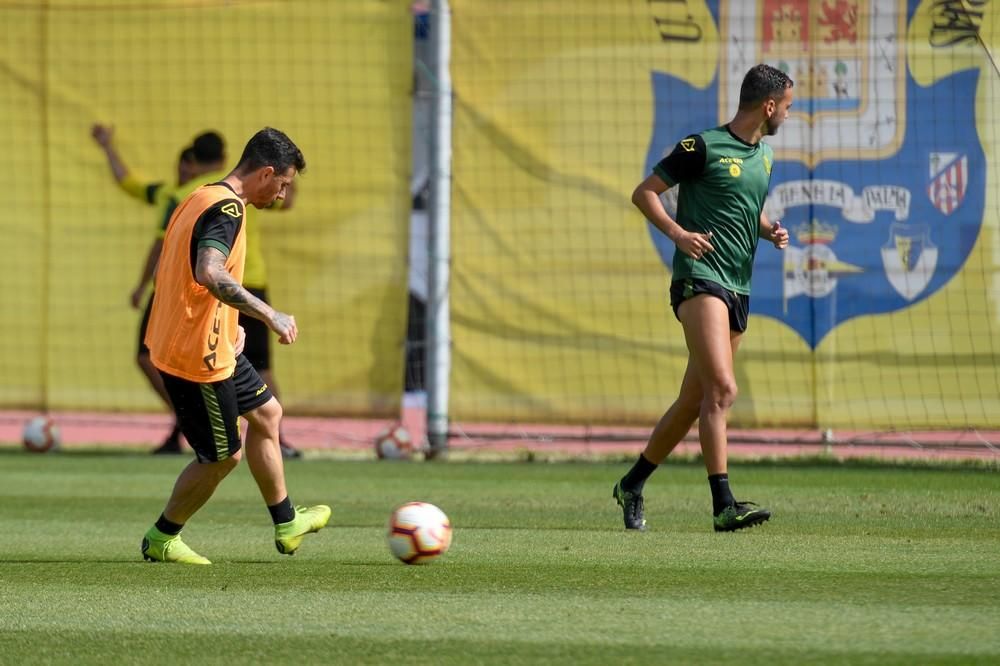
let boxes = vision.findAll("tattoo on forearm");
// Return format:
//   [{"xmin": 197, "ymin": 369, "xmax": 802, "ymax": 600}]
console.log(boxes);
[
  {"xmin": 197, "ymin": 248, "xmax": 271, "ymax": 322},
  {"xmin": 208, "ymin": 273, "xmax": 273, "ymax": 321},
  {"xmin": 214, "ymin": 275, "xmax": 249, "ymax": 304}
]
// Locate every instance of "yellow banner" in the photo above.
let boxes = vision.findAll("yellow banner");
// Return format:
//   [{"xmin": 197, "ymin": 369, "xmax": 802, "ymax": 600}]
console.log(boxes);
[
  {"xmin": 0, "ymin": 0, "xmax": 412, "ymax": 416},
  {"xmin": 450, "ymin": 0, "xmax": 1000, "ymax": 429}
]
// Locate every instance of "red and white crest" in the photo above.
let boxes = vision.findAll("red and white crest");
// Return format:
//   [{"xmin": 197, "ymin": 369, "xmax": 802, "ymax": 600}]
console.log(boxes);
[{"xmin": 928, "ymin": 153, "xmax": 967, "ymax": 215}]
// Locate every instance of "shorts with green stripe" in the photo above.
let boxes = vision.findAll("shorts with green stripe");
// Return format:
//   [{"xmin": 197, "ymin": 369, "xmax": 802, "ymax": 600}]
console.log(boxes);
[{"xmin": 159, "ymin": 355, "xmax": 274, "ymax": 463}]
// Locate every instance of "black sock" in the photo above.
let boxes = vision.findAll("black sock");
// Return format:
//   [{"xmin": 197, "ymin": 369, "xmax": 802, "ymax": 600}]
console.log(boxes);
[
  {"xmin": 155, "ymin": 514, "xmax": 183, "ymax": 536},
  {"xmin": 620, "ymin": 454, "xmax": 658, "ymax": 493},
  {"xmin": 268, "ymin": 496, "xmax": 295, "ymax": 524},
  {"xmin": 708, "ymin": 474, "xmax": 735, "ymax": 515}
]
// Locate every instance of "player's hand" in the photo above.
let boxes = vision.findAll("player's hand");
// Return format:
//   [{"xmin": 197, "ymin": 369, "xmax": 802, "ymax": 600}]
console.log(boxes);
[
  {"xmin": 271, "ymin": 311, "xmax": 298, "ymax": 345},
  {"xmin": 770, "ymin": 220, "xmax": 789, "ymax": 249},
  {"xmin": 234, "ymin": 325, "xmax": 246, "ymax": 356},
  {"xmin": 674, "ymin": 230, "xmax": 715, "ymax": 260},
  {"xmin": 91, "ymin": 124, "xmax": 113, "ymax": 147},
  {"xmin": 129, "ymin": 286, "xmax": 144, "ymax": 309}
]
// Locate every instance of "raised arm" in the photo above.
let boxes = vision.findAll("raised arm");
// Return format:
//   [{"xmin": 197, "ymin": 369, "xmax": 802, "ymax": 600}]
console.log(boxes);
[
  {"xmin": 90, "ymin": 124, "xmax": 129, "ymax": 183},
  {"xmin": 91, "ymin": 123, "xmax": 164, "ymax": 205}
]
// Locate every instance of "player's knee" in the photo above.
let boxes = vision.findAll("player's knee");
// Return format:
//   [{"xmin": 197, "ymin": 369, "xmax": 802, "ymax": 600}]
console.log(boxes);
[
  {"xmin": 200, "ymin": 450, "xmax": 241, "ymax": 478},
  {"xmin": 703, "ymin": 381, "xmax": 738, "ymax": 411},
  {"xmin": 263, "ymin": 398, "xmax": 283, "ymax": 424},
  {"xmin": 246, "ymin": 397, "xmax": 282, "ymax": 431}
]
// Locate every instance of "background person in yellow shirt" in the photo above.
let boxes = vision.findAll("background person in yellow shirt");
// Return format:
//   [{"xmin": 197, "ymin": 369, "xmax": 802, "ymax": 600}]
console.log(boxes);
[
  {"xmin": 91, "ymin": 125, "xmax": 220, "ymax": 453},
  {"xmin": 91, "ymin": 125, "xmax": 301, "ymax": 458}
]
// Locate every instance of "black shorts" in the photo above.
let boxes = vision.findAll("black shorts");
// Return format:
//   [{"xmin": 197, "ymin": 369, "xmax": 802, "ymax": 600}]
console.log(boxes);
[
  {"xmin": 159, "ymin": 355, "xmax": 274, "ymax": 463},
  {"xmin": 670, "ymin": 278, "xmax": 750, "ymax": 333},
  {"xmin": 137, "ymin": 293, "xmax": 154, "ymax": 356},
  {"xmin": 239, "ymin": 287, "xmax": 271, "ymax": 371}
]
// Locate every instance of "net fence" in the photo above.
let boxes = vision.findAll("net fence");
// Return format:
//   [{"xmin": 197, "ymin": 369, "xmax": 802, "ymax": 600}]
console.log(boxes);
[
  {"xmin": 447, "ymin": 0, "xmax": 1000, "ymax": 437},
  {"xmin": 3, "ymin": 0, "xmax": 999, "ymax": 451},
  {"xmin": 0, "ymin": 0, "xmax": 413, "ymax": 418}
]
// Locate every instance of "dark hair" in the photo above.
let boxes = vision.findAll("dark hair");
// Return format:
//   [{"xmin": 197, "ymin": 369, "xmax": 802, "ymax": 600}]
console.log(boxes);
[
  {"xmin": 192, "ymin": 131, "xmax": 225, "ymax": 164},
  {"xmin": 738, "ymin": 64, "xmax": 794, "ymax": 109},
  {"xmin": 179, "ymin": 146, "xmax": 196, "ymax": 163},
  {"xmin": 235, "ymin": 127, "xmax": 305, "ymax": 175}
]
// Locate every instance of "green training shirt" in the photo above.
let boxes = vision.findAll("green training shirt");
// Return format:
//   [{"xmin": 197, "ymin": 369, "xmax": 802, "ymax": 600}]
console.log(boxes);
[{"xmin": 653, "ymin": 125, "xmax": 773, "ymax": 295}]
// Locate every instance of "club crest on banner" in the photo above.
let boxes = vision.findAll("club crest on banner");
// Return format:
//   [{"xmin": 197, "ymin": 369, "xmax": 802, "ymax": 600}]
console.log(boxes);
[
  {"xmin": 881, "ymin": 222, "xmax": 939, "ymax": 301},
  {"xmin": 643, "ymin": 0, "xmax": 985, "ymax": 348},
  {"xmin": 928, "ymin": 152, "xmax": 968, "ymax": 215}
]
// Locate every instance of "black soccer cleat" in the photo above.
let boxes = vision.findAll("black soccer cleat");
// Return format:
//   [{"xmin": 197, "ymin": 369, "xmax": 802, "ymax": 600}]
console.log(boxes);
[
  {"xmin": 713, "ymin": 501, "xmax": 771, "ymax": 532},
  {"xmin": 612, "ymin": 481, "xmax": 647, "ymax": 531}
]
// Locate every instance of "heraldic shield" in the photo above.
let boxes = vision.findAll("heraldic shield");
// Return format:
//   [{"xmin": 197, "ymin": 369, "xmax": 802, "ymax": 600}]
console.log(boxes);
[{"xmin": 643, "ymin": 0, "xmax": 985, "ymax": 348}]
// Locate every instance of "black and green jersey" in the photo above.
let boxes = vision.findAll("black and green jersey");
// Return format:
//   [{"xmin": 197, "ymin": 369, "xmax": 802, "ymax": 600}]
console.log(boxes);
[{"xmin": 653, "ymin": 125, "xmax": 773, "ymax": 294}]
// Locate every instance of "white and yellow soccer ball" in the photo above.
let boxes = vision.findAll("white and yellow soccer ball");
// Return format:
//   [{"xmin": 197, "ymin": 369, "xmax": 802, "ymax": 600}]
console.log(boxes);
[
  {"xmin": 374, "ymin": 424, "xmax": 414, "ymax": 460},
  {"xmin": 387, "ymin": 502, "xmax": 452, "ymax": 564},
  {"xmin": 22, "ymin": 415, "xmax": 60, "ymax": 453}
]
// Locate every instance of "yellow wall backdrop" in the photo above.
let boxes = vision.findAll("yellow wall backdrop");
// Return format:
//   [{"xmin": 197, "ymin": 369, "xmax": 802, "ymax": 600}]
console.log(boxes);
[
  {"xmin": 449, "ymin": 0, "xmax": 1000, "ymax": 429},
  {"xmin": 0, "ymin": 5, "xmax": 46, "ymax": 408},
  {"xmin": 0, "ymin": 0, "xmax": 413, "ymax": 416}
]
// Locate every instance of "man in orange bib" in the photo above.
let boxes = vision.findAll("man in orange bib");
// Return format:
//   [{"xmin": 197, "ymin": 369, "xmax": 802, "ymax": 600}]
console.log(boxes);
[{"xmin": 140, "ymin": 127, "xmax": 329, "ymax": 564}]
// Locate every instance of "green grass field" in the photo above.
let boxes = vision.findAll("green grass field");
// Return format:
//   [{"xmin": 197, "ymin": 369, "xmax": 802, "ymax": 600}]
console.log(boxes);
[{"xmin": 0, "ymin": 450, "xmax": 997, "ymax": 664}]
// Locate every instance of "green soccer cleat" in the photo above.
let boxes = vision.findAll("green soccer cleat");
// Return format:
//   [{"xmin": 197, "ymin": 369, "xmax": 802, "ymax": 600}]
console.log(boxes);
[
  {"xmin": 612, "ymin": 481, "xmax": 647, "ymax": 531},
  {"xmin": 274, "ymin": 504, "xmax": 332, "ymax": 555},
  {"xmin": 713, "ymin": 501, "xmax": 771, "ymax": 532},
  {"xmin": 141, "ymin": 527, "xmax": 211, "ymax": 564}
]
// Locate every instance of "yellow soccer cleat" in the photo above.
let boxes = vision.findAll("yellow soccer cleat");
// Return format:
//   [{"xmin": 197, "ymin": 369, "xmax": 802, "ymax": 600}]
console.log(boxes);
[
  {"xmin": 141, "ymin": 527, "xmax": 211, "ymax": 565},
  {"xmin": 274, "ymin": 504, "xmax": 331, "ymax": 555}
]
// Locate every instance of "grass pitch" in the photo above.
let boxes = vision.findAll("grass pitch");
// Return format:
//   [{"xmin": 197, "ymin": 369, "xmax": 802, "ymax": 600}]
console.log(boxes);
[{"xmin": 0, "ymin": 450, "xmax": 997, "ymax": 664}]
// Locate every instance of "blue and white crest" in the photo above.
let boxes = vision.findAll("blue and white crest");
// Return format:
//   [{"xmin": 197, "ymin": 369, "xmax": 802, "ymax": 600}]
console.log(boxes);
[{"xmin": 644, "ymin": 0, "xmax": 985, "ymax": 348}]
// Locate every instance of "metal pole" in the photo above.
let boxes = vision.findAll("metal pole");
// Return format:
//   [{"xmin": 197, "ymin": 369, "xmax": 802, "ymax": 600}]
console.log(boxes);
[{"xmin": 426, "ymin": 0, "xmax": 452, "ymax": 457}]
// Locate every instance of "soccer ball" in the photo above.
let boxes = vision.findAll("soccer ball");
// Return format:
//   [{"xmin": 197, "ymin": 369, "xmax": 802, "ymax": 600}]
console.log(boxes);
[
  {"xmin": 387, "ymin": 502, "xmax": 452, "ymax": 564},
  {"xmin": 22, "ymin": 416, "xmax": 60, "ymax": 453},
  {"xmin": 374, "ymin": 424, "xmax": 413, "ymax": 460}
]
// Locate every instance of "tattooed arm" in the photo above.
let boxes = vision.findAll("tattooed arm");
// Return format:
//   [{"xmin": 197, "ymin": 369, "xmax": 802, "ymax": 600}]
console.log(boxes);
[{"xmin": 195, "ymin": 246, "xmax": 298, "ymax": 344}]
